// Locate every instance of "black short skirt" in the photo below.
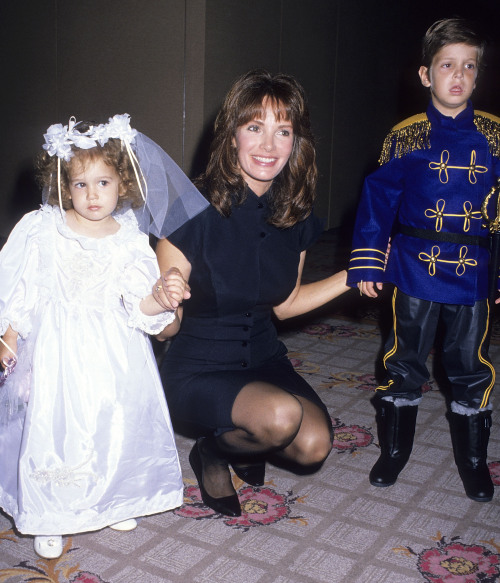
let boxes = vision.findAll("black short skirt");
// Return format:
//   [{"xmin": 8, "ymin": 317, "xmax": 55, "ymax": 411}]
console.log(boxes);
[{"xmin": 160, "ymin": 354, "xmax": 329, "ymax": 438}]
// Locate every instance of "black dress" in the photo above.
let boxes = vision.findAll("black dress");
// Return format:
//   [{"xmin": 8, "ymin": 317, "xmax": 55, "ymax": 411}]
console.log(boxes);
[{"xmin": 160, "ymin": 189, "xmax": 329, "ymax": 437}]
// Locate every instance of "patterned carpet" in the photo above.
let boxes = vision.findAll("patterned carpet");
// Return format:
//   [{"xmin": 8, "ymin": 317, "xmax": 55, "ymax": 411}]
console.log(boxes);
[{"xmin": 0, "ymin": 231, "xmax": 499, "ymax": 583}]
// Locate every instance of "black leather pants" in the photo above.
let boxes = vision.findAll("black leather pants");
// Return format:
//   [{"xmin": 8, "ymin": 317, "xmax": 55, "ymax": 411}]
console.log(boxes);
[{"xmin": 377, "ymin": 288, "xmax": 495, "ymax": 409}]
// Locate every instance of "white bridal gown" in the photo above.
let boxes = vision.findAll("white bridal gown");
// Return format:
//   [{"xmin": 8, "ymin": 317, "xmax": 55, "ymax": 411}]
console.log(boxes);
[{"xmin": 0, "ymin": 205, "xmax": 183, "ymax": 535}]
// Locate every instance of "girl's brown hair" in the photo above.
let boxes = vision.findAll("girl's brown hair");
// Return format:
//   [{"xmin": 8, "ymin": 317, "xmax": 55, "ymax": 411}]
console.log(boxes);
[
  {"xmin": 36, "ymin": 122, "xmax": 143, "ymax": 211},
  {"xmin": 196, "ymin": 69, "xmax": 317, "ymax": 228}
]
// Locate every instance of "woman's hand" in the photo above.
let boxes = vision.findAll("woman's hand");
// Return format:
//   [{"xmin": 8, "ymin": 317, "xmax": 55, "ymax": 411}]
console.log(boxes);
[{"xmin": 153, "ymin": 267, "xmax": 191, "ymax": 310}]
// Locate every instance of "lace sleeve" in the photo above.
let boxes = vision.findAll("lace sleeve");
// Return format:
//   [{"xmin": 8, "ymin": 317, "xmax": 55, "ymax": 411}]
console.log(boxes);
[
  {"xmin": 120, "ymin": 231, "xmax": 176, "ymax": 334},
  {"xmin": 121, "ymin": 295, "xmax": 176, "ymax": 335}
]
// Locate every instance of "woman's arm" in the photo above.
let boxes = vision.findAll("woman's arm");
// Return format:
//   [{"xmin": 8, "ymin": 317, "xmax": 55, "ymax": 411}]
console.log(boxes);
[
  {"xmin": 154, "ymin": 238, "xmax": 192, "ymax": 340},
  {"xmin": 273, "ymin": 251, "xmax": 350, "ymax": 321}
]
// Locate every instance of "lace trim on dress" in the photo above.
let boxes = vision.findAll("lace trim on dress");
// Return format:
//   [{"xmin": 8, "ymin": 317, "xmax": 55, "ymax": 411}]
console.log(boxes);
[
  {"xmin": 122, "ymin": 293, "xmax": 176, "ymax": 335},
  {"xmin": 30, "ymin": 448, "xmax": 99, "ymax": 487}
]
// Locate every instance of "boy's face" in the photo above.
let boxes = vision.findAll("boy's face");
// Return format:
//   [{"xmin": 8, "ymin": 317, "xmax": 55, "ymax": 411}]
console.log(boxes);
[{"xmin": 418, "ymin": 43, "xmax": 478, "ymax": 118}]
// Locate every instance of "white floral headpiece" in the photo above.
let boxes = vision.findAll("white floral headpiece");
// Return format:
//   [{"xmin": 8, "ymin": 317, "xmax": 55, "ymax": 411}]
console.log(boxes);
[{"xmin": 43, "ymin": 113, "xmax": 138, "ymax": 162}]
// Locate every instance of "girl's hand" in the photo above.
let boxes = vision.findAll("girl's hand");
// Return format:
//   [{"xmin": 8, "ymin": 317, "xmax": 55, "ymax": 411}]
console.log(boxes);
[
  {"xmin": 153, "ymin": 267, "xmax": 191, "ymax": 310},
  {"xmin": 0, "ymin": 331, "xmax": 18, "ymax": 374}
]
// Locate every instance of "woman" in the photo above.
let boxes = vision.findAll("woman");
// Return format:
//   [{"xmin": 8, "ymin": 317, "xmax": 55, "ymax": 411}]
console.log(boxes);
[{"xmin": 154, "ymin": 69, "xmax": 349, "ymax": 517}]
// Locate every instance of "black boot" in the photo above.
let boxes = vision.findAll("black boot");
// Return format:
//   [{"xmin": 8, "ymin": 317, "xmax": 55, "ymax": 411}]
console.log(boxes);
[
  {"xmin": 369, "ymin": 397, "xmax": 418, "ymax": 487},
  {"xmin": 448, "ymin": 409, "xmax": 494, "ymax": 502}
]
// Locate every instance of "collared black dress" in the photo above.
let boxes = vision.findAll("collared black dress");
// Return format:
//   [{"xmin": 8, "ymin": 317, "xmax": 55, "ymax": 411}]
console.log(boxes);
[{"xmin": 160, "ymin": 188, "xmax": 329, "ymax": 436}]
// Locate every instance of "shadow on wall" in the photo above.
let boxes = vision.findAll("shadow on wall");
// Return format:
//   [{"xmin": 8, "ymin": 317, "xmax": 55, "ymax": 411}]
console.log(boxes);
[
  {"xmin": 8, "ymin": 165, "xmax": 40, "ymax": 225},
  {"xmin": 189, "ymin": 113, "xmax": 217, "ymax": 181}
]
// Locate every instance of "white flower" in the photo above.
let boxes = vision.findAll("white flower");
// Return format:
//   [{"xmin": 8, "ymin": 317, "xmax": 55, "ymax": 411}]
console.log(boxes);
[
  {"xmin": 43, "ymin": 123, "xmax": 74, "ymax": 162},
  {"xmin": 92, "ymin": 123, "xmax": 110, "ymax": 147},
  {"xmin": 105, "ymin": 114, "xmax": 137, "ymax": 144}
]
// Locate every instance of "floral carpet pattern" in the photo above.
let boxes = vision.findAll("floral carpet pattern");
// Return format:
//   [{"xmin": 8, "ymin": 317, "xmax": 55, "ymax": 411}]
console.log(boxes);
[{"xmin": 0, "ymin": 232, "xmax": 499, "ymax": 582}]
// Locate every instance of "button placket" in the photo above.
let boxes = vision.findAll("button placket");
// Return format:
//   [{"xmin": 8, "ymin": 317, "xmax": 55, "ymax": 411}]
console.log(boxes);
[{"xmin": 240, "ymin": 311, "xmax": 253, "ymax": 367}]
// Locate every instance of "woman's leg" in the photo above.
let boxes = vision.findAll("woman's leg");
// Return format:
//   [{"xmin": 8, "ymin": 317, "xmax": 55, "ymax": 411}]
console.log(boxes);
[
  {"xmin": 272, "ymin": 395, "xmax": 332, "ymax": 467},
  {"xmin": 219, "ymin": 381, "xmax": 304, "ymax": 455},
  {"xmin": 198, "ymin": 382, "xmax": 331, "ymax": 503},
  {"xmin": 222, "ymin": 382, "xmax": 331, "ymax": 465}
]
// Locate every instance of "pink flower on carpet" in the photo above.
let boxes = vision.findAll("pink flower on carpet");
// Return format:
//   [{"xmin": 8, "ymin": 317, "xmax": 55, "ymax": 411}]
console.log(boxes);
[
  {"xmin": 301, "ymin": 322, "xmax": 378, "ymax": 339},
  {"xmin": 422, "ymin": 381, "xmax": 433, "ymax": 393},
  {"xmin": 417, "ymin": 542, "xmax": 500, "ymax": 582},
  {"xmin": 356, "ymin": 373, "xmax": 377, "ymax": 391},
  {"xmin": 301, "ymin": 323, "xmax": 332, "ymax": 336},
  {"xmin": 332, "ymin": 423, "xmax": 373, "ymax": 453},
  {"xmin": 488, "ymin": 461, "xmax": 500, "ymax": 486},
  {"xmin": 224, "ymin": 486, "xmax": 296, "ymax": 531},
  {"xmin": 174, "ymin": 484, "xmax": 216, "ymax": 519},
  {"xmin": 71, "ymin": 574, "xmax": 108, "ymax": 583},
  {"xmin": 289, "ymin": 357, "xmax": 303, "ymax": 368},
  {"xmin": 176, "ymin": 483, "xmax": 303, "ymax": 531}
]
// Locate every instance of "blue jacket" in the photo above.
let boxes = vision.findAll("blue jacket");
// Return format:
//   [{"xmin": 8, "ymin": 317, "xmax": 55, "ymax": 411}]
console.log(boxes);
[{"xmin": 347, "ymin": 101, "xmax": 500, "ymax": 305}]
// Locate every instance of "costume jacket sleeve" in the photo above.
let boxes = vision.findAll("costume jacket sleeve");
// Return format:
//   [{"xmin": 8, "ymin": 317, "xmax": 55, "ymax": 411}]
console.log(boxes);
[{"xmin": 346, "ymin": 158, "xmax": 405, "ymax": 286}]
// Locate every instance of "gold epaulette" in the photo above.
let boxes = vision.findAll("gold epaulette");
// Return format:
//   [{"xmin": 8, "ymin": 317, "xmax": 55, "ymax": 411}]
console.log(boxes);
[
  {"xmin": 378, "ymin": 113, "xmax": 431, "ymax": 165},
  {"xmin": 474, "ymin": 110, "xmax": 500, "ymax": 158}
]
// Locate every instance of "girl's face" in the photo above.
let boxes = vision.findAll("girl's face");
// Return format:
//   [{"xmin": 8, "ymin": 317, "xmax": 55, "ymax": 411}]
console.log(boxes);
[
  {"xmin": 419, "ymin": 42, "xmax": 478, "ymax": 118},
  {"xmin": 232, "ymin": 100, "xmax": 294, "ymax": 196},
  {"xmin": 67, "ymin": 157, "xmax": 123, "ymax": 227}
]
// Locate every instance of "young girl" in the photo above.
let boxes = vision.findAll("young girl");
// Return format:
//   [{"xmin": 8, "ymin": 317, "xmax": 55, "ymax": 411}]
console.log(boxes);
[{"xmin": 0, "ymin": 114, "xmax": 208, "ymax": 558}]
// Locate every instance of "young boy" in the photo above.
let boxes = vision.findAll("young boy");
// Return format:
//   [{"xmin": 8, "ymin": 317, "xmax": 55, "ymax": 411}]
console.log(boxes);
[{"xmin": 347, "ymin": 18, "xmax": 500, "ymax": 502}]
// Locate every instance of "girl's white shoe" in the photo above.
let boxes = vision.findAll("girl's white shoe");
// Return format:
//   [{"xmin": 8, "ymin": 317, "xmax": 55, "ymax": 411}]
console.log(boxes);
[
  {"xmin": 109, "ymin": 518, "xmax": 137, "ymax": 531},
  {"xmin": 34, "ymin": 535, "xmax": 63, "ymax": 559}
]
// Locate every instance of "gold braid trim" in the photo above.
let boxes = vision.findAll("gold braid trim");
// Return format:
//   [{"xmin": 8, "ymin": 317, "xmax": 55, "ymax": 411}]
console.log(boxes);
[
  {"xmin": 378, "ymin": 113, "xmax": 431, "ymax": 165},
  {"xmin": 474, "ymin": 110, "xmax": 500, "ymax": 158}
]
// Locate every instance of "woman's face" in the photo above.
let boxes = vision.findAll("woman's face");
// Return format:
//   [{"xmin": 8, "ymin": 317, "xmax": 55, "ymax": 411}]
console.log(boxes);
[{"xmin": 232, "ymin": 100, "xmax": 294, "ymax": 196}]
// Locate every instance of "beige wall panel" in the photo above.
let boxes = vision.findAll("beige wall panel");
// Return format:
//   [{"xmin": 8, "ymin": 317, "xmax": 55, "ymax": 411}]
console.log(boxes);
[
  {"xmin": 196, "ymin": 0, "xmax": 282, "ymax": 175},
  {"xmin": 279, "ymin": 1, "xmax": 338, "ymax": 227},
  {"xmin": 56, "ymin": 0, "xmax": 187, "ymax": 164}
]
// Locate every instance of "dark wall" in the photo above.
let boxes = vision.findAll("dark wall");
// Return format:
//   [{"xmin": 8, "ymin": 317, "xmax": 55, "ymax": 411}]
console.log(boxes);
[{"xmin": 1, "ymin": 0, "xmax": 499, "ymax": 238}]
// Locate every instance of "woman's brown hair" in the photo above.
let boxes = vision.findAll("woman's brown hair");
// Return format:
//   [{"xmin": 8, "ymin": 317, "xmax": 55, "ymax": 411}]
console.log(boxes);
[{"xmin": 196, "ymin": 69, "xmax": 317, "ymax": 228}]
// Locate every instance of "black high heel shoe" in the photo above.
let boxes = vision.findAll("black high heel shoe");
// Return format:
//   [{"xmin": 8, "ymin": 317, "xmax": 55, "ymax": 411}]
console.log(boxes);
[
  {"xmin": 231, "ymin": 461, "xmax": 266, "ymax": 487},
  {"xmin": 189, "ymin": 438, "xmax": 241, "ymax": 517}
]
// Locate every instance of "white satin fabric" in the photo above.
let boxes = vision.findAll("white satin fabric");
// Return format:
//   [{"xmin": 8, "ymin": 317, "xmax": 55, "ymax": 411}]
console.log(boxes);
[{"xmin": 0, "ymin": 206, "xmax": 183, "ymax": 535}]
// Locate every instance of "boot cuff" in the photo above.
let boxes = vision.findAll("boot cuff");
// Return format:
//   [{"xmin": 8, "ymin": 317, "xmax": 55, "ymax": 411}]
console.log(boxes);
[
  {"xmin": 450, "ymin": 401, "xmax": 493, "ymax": 416},
  {"xmin": 382, "ymin": 396, "xmax": 422, "ymax": 407}
]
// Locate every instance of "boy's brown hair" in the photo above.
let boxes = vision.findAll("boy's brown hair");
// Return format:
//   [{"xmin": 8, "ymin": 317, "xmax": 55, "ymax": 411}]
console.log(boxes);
[{"xmin": 422, "ymin": 18, "xmax": 486, "ymax": 70}]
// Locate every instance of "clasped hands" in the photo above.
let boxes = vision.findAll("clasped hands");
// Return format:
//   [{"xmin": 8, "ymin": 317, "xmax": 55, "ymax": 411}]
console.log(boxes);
[{"xmin": 152, "ymin": 267, "xmax": 190, "ymax": 311}]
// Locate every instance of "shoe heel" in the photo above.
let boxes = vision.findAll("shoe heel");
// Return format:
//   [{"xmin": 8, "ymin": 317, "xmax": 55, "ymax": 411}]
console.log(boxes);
[{"xmin": 190, "ymin": 438, "xmax": 241, "ymax": 517}]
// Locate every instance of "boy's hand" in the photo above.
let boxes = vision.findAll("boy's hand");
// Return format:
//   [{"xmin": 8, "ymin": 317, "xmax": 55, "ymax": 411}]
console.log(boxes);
[
  {"xmin": 358, "ymin": 281, "xmax": 383, "ymax": 298},
  {"xmin": 153, "ymin": 267, "xmax": 191, "ymax": 310}
]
